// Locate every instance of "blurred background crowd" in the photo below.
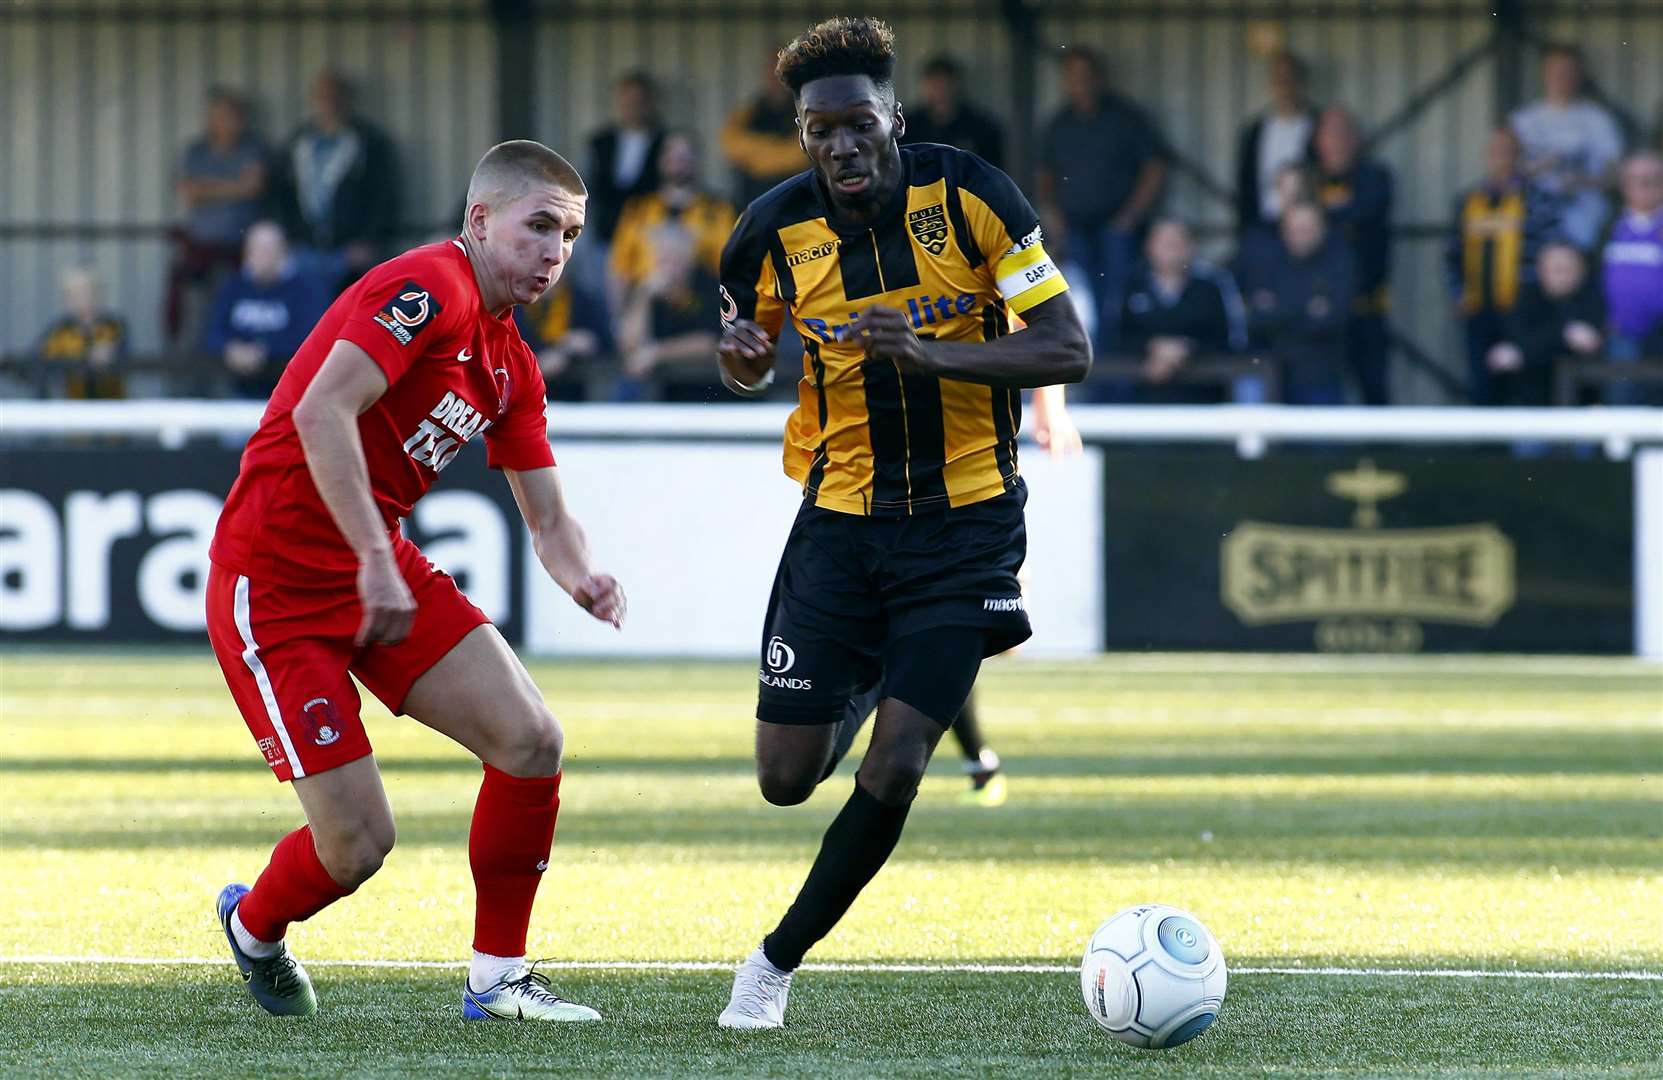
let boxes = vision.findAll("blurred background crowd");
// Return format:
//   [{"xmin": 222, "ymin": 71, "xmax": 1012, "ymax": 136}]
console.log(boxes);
[{"xmin": 7, "ymin": 1, "xmax": 1662, "ymax": 409}]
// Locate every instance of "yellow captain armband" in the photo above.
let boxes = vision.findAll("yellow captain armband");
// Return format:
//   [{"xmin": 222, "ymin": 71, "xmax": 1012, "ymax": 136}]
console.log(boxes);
[{"xmin": 995, "ymin": 227, "xmax": 1068, "ymax": 314}]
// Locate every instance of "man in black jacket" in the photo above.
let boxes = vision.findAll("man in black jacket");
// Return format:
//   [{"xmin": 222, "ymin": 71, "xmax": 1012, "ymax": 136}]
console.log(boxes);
[
  {"xmin": 1236, "ymin": 52, "xmax": 1319, "ymax": 234},
  {"xmin": 899, "ymin": 55, "xmax": 1005, "ymax": 169},
  {"xmin": 1120, "ymin": 220, "xmax": 1247, "ymax": 402},
  {"xmin": 587, "ymin": 72, "xmax": 665, "ymax": 249},
  {"xmin": 266, "ymin": 70, "xmax": 400, "ymax": 293},
  {"xmin": 1487, "ymin": 243, "xmax": 1605, "ymax": 405},
  {"xmin": 1240, "ymin": 202, "xmax": 1356, "ymax": 405},
  {"xmin": 1315, "ymin": 106, "xmax": 1395, "ymax": 404}
]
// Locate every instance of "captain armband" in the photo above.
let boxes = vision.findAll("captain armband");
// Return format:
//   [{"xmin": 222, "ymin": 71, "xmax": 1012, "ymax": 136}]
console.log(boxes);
[{"xmin": 994, "ymin": 227, "xmax": 1069, "ymax": 314}]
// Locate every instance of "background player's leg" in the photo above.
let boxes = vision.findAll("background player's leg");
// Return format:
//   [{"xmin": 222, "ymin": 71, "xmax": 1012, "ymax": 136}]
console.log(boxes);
[
  {"xmin": 235, "ymin": 756, "xmax": 393, "ymax": 949},
  {"xmin": 760, "ymin": 627, "xmax": 984, "ymax": 972},
  {"xmin": 949, "ymin": 689, "xmax": 986, "ymax": 762},
  {"xmin": 398, "ymin": 625, "xmax": 572, "ymax": 1001},
  {"xmin": 948, "ymin": 689, "xmax": 1005, "ymax": 803}
]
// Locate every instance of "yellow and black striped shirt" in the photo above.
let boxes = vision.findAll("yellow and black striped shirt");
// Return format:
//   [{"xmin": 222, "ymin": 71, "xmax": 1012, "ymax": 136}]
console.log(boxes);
[
  {"xmin": 1454, "ymin": 187, "xmax": 1525, "ymax": 314},
  {"xmin": 719, "ymin": 144, "xmax": 1067, "ymax": 516}
]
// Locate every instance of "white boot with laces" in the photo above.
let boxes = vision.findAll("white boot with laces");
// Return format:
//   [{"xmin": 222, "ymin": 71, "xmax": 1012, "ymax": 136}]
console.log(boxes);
[{"xmin": 717, "ymin": 945, "xmax": 794, "ymax": 1030}]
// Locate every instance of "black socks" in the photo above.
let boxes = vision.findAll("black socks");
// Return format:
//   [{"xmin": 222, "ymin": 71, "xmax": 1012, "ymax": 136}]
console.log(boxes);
[{"xmin": 762, "ymin": 781, "xmax": 913, "ymax": 971}]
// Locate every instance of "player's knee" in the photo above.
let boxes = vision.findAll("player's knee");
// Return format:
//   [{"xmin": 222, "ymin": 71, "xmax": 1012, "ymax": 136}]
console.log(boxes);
[
  {"xmin": 319, "ymin": 823, "xmax": 395, "ymax": 889},
  {"xmin": 757, "ymin": 763, "xmax": 818, "ymax": 807},
  {"xmin": 499, "ymin": 708, "xmax": 563, "ymax": 777},
  {"xmin": 858, "ymin": 750, "xmax": 929, "ymax": 806}
]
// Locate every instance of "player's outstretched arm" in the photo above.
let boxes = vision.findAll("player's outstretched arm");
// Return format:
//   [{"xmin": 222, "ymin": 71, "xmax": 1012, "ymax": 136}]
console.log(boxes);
[
  {"xmin": 859, "ymin": 292, "xmax": 1092, "ymax": 389},
  {"xmin": 291, "ymin": 340, "xmax": 416, "ymax": 647},
  {"xmin": 505, "ymin": 465, "xmax": 626, "ymax": 629},
  {"xmin": 717, "ymin": 317, "xmax": 778, "ymax": 398}
]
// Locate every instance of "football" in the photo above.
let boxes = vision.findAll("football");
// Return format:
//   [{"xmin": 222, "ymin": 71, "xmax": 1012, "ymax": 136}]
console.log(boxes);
[{"xmin": 1080, "ymin": 904, "xmax": 1227, "ymax": 1049}]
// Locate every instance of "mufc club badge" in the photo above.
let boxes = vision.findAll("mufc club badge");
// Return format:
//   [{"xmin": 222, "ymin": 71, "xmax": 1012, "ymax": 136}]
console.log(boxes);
[
  {"xmin": 907, "ymin": 203, "xmax": 950, "ymax": 256},
  {"xmin": 372, "ymin": 281, "xmax": 443, "ymax": 345}
]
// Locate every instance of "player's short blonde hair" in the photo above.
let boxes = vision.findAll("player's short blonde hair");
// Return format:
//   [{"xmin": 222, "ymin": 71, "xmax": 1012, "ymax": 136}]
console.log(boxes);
[{"xmin": 465, "ymin": 140, "xmax": 587, "ymax": 215}]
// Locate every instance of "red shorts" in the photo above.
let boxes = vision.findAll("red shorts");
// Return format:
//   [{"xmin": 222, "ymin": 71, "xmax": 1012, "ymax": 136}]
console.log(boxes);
[{"xmin": 205, "ymin": 538, "xmax": 489, "ymax": 782}]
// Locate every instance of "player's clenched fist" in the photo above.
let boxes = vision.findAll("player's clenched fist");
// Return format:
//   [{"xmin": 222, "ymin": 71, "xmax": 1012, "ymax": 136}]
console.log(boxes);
[
  {"xmin": 718, "ymin": 318, "xmax": 776, "ymax": 390},
  {"xmin": 572, "ymin": 573, "xmax": 627, "ymax": 629},
  {"xmin": 355, "ymin": 550, "xmax": 418, "ymax": 646},
  {"xmin": 858, "ymin": 305, "xmax": 932, "ymax": 375}
]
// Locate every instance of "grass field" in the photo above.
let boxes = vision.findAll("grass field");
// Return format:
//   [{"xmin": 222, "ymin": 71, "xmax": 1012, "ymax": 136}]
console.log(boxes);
[{"xmin": 1, "ymin": 650, "xmax": 1660, "ymax": 1077}]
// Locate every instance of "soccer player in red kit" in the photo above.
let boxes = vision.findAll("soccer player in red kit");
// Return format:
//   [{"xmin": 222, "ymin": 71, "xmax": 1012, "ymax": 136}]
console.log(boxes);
[{"xmin": 205, "ymin": 140, "xmax": 622, "ymax": 1021}]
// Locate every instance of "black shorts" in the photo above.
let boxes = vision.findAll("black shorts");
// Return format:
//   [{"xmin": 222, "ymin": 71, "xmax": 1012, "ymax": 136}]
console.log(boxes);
[{"xmin": 756, "ymin": 480, "xmax": 1032, "ymax": 725}]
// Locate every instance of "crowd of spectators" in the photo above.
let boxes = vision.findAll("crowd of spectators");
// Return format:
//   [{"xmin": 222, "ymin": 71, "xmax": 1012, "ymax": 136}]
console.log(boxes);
[{"xmin": 25, "ymin": 43, "xmax": 1663, "ymax": 407}]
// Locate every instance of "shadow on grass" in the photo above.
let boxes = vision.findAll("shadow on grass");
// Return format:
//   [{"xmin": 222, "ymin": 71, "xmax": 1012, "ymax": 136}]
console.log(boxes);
[
  {"xmin": 4, "ymin": 720, "xmax": 1660, "ymax": 780},
  {"xmin": 6, "ymin": 791, "xmax": 1658, "ymax": 869}
]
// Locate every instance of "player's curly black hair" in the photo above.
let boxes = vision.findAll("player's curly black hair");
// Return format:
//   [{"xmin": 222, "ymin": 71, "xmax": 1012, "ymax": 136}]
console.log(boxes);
[{"xmin": 775, "ymin": 16, "xmax": 897, "ymax": 99}]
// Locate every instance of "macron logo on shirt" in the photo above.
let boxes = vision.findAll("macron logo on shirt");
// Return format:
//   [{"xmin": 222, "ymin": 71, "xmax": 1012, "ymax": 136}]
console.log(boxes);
[{"xmin": 402, "ymin": 389, "xmax": 493, "ymax": 472}]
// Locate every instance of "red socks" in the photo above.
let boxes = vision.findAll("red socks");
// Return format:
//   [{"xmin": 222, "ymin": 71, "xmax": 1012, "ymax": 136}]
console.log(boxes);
[
  {"xmin": 469, "ymin": 765, "xmax": 561, "ymax": 956},
  {"xmin": 236, "ymin": 769, "xmax": 559, "ymax": 954},
  {"xmin": 236, "ymin": 825, "xmax": 355, "ymax": 942}
]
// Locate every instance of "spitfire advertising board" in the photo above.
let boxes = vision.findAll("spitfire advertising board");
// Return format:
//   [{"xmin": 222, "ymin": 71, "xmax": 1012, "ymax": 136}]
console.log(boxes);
[{"xmin": 1102, "ymin": 453, "xmax": 1633, "ymax": 653}]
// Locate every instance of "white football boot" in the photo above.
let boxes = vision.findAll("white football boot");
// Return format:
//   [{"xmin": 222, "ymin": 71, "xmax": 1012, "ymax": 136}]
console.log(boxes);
[
  {"xmin": 717, "ymin": 946, "xmax": 794, "ymax": 1030},
  {"xmin": 462, "ymin": 963, "xmax": 602, "ymax": 1021}
]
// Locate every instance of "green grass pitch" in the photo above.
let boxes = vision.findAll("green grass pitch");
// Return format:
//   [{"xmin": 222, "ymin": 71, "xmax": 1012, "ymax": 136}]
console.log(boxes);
[{"xmin": 1, "ymin": 650, "xmax": 1659, "ymax": 1077}]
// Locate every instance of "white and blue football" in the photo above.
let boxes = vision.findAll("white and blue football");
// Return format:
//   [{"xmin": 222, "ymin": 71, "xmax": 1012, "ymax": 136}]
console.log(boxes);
[{"xmin": 1079, "ymin": 903, "xmax": 1227, "ymax": 1049}]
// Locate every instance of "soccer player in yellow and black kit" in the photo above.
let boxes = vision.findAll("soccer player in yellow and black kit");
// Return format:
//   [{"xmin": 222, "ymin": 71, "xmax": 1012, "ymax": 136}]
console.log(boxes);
[{"xmin": 714, "ymin": 17, "xmax": 1091, "ymax": 1029}]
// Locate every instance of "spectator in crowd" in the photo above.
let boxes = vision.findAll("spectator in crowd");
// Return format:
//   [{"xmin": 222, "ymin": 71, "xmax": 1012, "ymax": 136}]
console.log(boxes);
[
  {"xmin": 1240, "ymin": 201, "xmax": 1356, "ymax": 405},
  {"xmin": 1601, "ymin": 151, "xmax": 1663, "ymax": 404},
  {"xmin": 1036, "ymin": 46, "xmax": 1170, "ymax": 354},
  {"xmin": 1235, "ymin": 51, "xmax": 1319, "ymax": 234},
  {"xmin": 613, "ymin": 224, "xmax": 722, "ymax": 402},
  {"xmin": 516, "ymin": 275, "xmax": 610, "ymax": 403},
  {"xmin": 1237, "ymin": 161, "xmax": 1317, "ymax": 297},
  {"xmin": 899, "ymin": 55, "xmax": 1005, "ymax": 169},
  {"xmin": 587, "ymin": 72, "xmax": 666, "ymax": 252},
  {"xmin": 36, "ymin": 268, "xmax": 126, "ymax": 400},
  {"xmin": 608, "ymin": 131, "xmax": 736, "ymax": 317},
  {"xmin": 1486, "ymin": 243, "xmax": 1604, "ymax": 406},
  {"xmin": 721, "ymin": 52, "xmax": 804, "ymax": 207},
  {"xmin": 201, "ymin": 221, "xmax": 330, "ymax": 400},
  {"xmin": 166, "ymin": 87, "xmax": 268, "ymax": 343},
  {"xmin": 266, "ymin": 69, "xmax": 400, "ymax": 291},
  {"xmin": 1314, "ymin": 105, "xmax": 1395, "ymax": 404},
  {"xmin": 1509, "ymin": 44, "xmax": 1624, "ymax": 250},
  {"xmin": 1448, "ymin": 128, "xmax": 1561, "ymax": 405},
  {"xmin": 1118, "ymin": 219, "xmax": 1248, "ymax": 403}
]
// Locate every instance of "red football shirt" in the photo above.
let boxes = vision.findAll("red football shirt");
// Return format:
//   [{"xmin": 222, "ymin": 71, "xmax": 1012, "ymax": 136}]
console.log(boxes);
[{"xmin": 211, "ymin": 239, "xmax": 556, "ymax": 586}]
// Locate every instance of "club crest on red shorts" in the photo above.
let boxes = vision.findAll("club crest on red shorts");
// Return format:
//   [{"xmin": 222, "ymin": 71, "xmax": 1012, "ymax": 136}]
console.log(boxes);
[{"xmin": 300, "ymin": 697, "xmax": 344, "ymax": 747}]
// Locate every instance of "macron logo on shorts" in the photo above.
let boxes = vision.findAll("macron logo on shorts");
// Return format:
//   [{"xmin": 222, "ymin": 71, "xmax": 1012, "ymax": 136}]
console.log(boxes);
[{"xmin": 983, "ymin": 596, "xmax": 1025, "ymax": 613}]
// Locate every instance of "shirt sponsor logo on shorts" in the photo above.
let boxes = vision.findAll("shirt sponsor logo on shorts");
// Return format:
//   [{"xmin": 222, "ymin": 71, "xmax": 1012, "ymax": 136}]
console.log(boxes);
[
  {"xmin": 301, "ymin": 697, "xmax": 343, "ymax": 747},
  {"xmin": 371, "ymin": 280, "xmax": 443, "ymax": 346},
  {"xmin": 760, "ymin": 636, "xmax": 812, "ymax": 690},
  {"xmin": 983, "ymin": 596, "xmax": 1025, "ymax": 613},
  {"xmin": 765, "ymin": 636, "xmax": 796, "ymax": 673},
  {"xmin": 255, "ymin": 735, "xmax": 283, "ymax": 765}
]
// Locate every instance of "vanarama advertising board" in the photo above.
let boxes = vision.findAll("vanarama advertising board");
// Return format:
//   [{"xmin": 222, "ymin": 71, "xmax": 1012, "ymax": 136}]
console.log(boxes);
[{"xmin": 1104, "ymin": 454, "xmax": 1631, "ymax": 653}]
